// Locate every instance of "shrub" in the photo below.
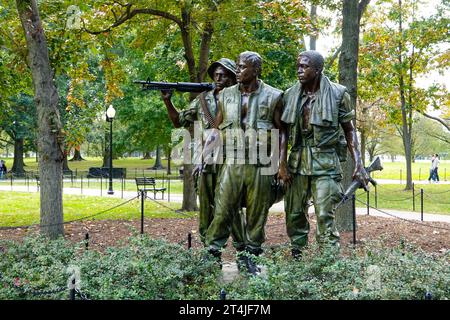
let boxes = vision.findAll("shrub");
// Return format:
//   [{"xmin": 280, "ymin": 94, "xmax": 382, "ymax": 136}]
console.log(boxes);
[{"xmin": 0, "ymin": 237, "xmax": 448, "ymax": 300}]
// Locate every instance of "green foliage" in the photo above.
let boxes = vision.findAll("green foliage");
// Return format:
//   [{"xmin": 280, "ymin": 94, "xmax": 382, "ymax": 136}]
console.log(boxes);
[{"xmin": 0, "ymin": 237, "xmax": 448, "ymax": 300}]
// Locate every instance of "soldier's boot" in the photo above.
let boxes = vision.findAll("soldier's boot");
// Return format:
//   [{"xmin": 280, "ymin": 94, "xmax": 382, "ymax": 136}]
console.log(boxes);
[
  {"xmin": 205, "ymin": 249, "xmax": 222, "ymax": 269},
  {"xmin": 245, "ymin": 255, "xmax": 260, "ymax": 276},
  {"xmin": 291, "ymin": 248, "xmax": 303, "ymax": 260}
]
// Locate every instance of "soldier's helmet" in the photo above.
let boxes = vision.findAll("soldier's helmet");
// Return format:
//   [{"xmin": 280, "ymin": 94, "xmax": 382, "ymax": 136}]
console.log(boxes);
[{"xmin": 207, "ymin": 58, "xmax": 237, "ymax": 80}]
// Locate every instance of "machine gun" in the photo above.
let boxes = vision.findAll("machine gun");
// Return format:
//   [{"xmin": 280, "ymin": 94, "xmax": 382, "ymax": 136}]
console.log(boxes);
[
  {"xmin": 134, "ymin": 79, "xmax": 215, "ymax": 93},
  {"xmin": 337, "ymin": 156, "xmax": 383, "ymax": 208}
]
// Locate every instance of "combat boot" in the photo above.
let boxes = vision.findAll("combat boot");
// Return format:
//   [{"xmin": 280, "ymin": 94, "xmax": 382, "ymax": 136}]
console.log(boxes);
[{"xmin": 291, "ymin": 248, "xmax": 303, "ymax": 260}]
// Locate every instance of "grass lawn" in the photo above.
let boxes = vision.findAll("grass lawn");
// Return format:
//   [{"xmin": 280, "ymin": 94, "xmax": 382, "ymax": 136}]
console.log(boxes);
[
  {"xmin": 2, "ymin": 156, "xmax": 449, "ymax": 181},
  {"xmin": 0, "ymin": 191, "xmax": 196, "ymax": 227},
  {"xmin": 355, "ymin": 183, "xmax": 450, "ymax": 215},
  {"xmin": 370, "ymin": 160, "xmax": 450, "ymax": 181}
]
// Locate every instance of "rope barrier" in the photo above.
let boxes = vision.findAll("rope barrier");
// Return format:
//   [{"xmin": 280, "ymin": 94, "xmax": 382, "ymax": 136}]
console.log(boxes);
[
  {"xmin": 355, "ymin": 198, "xmax": 450, "ymax": 231},
  {"xmin": 144, "ymin": 194, "xmax": 195, "ymax": 218},
  {"xmin": 0, "ymin": 196, "xmax": 139, "ymax": 231}
]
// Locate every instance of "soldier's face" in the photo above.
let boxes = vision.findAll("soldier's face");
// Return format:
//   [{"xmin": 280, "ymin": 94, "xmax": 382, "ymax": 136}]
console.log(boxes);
[
  {"xmin": 297, "ymin": 56, "xmax": 318, "ymax": 84},
  {"xmin": 213, "ymin": 66, "xmax": 235, "ymax": 90},
  {"xmin": 236, "ymin": 58, "xmax": 257, "ymax": 84}
]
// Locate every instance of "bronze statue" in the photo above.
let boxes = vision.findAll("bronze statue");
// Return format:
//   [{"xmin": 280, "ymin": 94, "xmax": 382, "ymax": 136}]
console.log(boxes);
[
  {"xmin": 205, "ymin": 51, "xmax": 289, "ymax": 274},
  {"xmin": 160, "ymin": 58, "xmax": 246, "ymax": 252},
  {"xmin": 281, "ymin": 50, "xmax": 369, "ymax": 258}
]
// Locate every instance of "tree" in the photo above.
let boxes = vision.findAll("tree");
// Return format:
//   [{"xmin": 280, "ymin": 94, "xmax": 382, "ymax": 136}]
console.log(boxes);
[
  {"xmin": 335, "ymin": 0, "xmax": 370, "ymax": 232},
  {"xmin": 16, "ymin": 0, "xmax": 64, "ymax": 239}
]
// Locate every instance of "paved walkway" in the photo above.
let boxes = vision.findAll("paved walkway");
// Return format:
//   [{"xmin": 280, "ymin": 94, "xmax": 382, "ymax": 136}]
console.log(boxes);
[{"xmin": 1, "ymin": 182, "xmax": 449, "ymax": 223}]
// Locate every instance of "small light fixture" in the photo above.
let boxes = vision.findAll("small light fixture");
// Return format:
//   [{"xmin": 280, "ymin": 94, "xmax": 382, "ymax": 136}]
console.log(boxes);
[{"xmin": 106, "ymin": 104, "xmax": 116, "ymax": 119}]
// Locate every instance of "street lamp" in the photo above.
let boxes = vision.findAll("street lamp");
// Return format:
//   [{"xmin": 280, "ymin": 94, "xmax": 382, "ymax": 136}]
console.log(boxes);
[{"xmin": 106, "ymin": 104, "xmax": 116, "ymax": 195}]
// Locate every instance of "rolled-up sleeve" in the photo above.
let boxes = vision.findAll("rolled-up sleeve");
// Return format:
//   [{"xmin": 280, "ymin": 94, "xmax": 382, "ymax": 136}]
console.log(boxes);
[{"xmin": 338, "ymin": 91, "xmax": 355, "ymax": 124}]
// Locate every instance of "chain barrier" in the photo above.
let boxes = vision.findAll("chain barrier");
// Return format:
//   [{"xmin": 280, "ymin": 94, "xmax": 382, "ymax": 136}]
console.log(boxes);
[
  {"xmin": 425, "ymin": 189, "xmax": 450, "ymax": 195},
  {"xmin": 143, "ymin": 193, "xmax": 194, "ymax": 218},
  {"xmin": 75, "ymin": 288, "xmax": 90, "ymax": 300},
  {"xmin": 422, "ymin": 192, "xmax": 450, "ymax": 204},
  {"xmin": 0, "ymin": 196, "xmax": 139, "ymax": 231},
  {"xmin": 355, "ymin": 198, "xmax": 450, "ymax": 231},
  {"xmin": 0, "ymin": 271, "xmax": 67, "ymax": 297}
]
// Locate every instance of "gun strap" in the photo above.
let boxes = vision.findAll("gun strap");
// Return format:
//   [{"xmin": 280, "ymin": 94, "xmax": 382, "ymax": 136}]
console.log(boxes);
[{"xmin": 199, "ymin": 92, "xmax": 217, "ymax": 129}]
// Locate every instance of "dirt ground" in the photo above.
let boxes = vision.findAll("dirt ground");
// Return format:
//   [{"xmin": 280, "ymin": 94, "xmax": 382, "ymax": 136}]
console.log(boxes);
[{"xmin": 0, "ymin": 212, "xmax": 448, "ymax": 261}]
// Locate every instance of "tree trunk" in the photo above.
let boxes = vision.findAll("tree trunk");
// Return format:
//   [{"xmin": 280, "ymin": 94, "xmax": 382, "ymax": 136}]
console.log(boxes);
[
  {"xmin": 336, "ymin": 0, "xmax": 360, "ymax": 232},
  {"xmin": 142, "ymin": 151, "xmax": 152, "ymax": 159},
  {"xmin": 70, "ymin": 148, "xmax": 85, "ymax": 161},
  {"xmin": 11, "ymin": 138, "xmax": 26, "ymax": 176},
  {"xmin": 166, "ymin": 146, "xmax": 172, "ymax": 175},
  {"xmin": 309, "ymin": 4, "xmax": 317, "ymax": 50},
  {"xmin": 17, "ymin": 0, "xmax": 64, "ymax": 239},
  {"xmin": 152, "ymin": 146, "xmax": 164, "ymax": 169},
  {"xmin": 397, "ymin": 0, "xmax": 413, "ymax": 190}
]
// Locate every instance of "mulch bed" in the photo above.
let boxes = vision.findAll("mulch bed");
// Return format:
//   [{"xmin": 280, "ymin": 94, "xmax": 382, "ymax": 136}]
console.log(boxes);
[{"xmin": 0, "ymin": 213, "xmax": 448, "ymax": 261}]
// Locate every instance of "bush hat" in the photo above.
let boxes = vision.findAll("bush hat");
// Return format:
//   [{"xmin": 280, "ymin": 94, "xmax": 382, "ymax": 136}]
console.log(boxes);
[{"xmin": 207, "ymin": 58, "xmax": 237, "ymax": 80}]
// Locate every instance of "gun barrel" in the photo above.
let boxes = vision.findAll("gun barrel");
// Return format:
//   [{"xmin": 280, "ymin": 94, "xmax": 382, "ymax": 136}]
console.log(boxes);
[{"xmin": 134, "ymin": 80, "xmax": 214, "ymax": 93}]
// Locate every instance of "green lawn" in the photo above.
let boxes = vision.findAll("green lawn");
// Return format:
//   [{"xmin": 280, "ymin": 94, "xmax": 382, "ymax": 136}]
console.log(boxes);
[
  {"xmin": 370, "ymin": 160, "xmax": 449, "ymax": 181},
  {"xmin": 355, "ymin": 183, "xmax": 450, "ymax": 215},
  {"xmin": 0, "ymin": 191, "xmax": 196, "ymax": 227},
  {"xmin": 2, "ymin": 156, "xmax": 449, "ymax": 181}
]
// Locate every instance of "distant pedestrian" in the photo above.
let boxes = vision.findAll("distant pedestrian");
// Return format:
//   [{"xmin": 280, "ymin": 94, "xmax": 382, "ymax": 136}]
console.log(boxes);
[
  {"xmin": 432, "ymin": 154, "xmax": 440, "ymax": 183},
  {"xmin": 428, "ymin": 154, "xmax": 436, "ymax": 183},
  {"xmin": 0, "ymin": 160, "xmax": 6, "ymax": 179}
]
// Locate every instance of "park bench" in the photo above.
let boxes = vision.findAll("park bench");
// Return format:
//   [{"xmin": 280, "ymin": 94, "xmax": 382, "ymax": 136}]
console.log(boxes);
[{"xmin": 135, "ymin": 177, "xmax": 167, "ymax": 200}]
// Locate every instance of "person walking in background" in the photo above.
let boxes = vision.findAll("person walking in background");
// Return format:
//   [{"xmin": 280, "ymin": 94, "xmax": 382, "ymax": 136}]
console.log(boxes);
[
  {"xmin": 0, "ymin": 160, "xmax": 6, "ymax": 179},
  {"xmin": 428, "ymin": 154, "xmax": 436, "ymax": 183},
  {"xmin": 432, "ymin": 154, "xmax": 440, "ymax": 183}
]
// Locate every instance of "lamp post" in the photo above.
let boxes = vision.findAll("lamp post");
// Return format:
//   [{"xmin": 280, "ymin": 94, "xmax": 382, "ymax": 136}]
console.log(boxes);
[{"xmin": 106, "ymin": 104, "xmax": 116, "ymax": 195}]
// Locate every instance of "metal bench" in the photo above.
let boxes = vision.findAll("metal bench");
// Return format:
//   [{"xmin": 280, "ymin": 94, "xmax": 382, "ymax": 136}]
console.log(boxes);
[{"xmin": 135, "ymin": 177, "xmax": 166, "ymax": 200}]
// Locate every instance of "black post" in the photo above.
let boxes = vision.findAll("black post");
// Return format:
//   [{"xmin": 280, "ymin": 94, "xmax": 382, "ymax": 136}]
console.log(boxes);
[
  {"xmin": 220, "ymin": 289, "xmax": 227, "ymax": 300},
  {"xmin": 140, "ymin": 190, "xmax": 145, "ymax": 234},
  {"xmin": 420, "ymin": 188, "xmax": 424, "ymax": 222},
  {"xmin": 168, "ymin": 177, "xmax": 171, "ymax": 203},
  {"xmin": 352, "ymin": 194, "xmax": 356, "ymax": 246},
  {"xmin": 107, "ymin": 118, "xmax": 114, "ymax": 195},
  {"xmin": 412, "ymin": 183, "xmax": 415, "ymax": 211},
  {"xmin": 27, "ymin": 174, "xmax": 29, "ymax": 192},
  {"xmin": 366, "ymin": 190, "xmax": 369, "ymax": 215},
  {"xmin": 85, "ymin": 233, "xmax": 89, "ymax": 250},
  {"xmin": 10, "ymin": 173, "xmax": 13, "ymax": 191},
  {"xmin": 121, "ymin": 176, "xmax": 124, "ymax": 199},
  {"xmin": 374, "ymin": 184, "xmax": 378, "ymax": 208},
  {"xmin": 69, "ymin": 278, "xmax": 76, "ymax": 300},
  {"xmin": 188, "ymin": 232, "xmax": 192, "ymax": 249}
]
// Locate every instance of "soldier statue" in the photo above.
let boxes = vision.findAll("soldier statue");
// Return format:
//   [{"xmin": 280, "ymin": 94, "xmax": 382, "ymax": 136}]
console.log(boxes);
[{"xmin": 281, "ymin": 50, "xmax": 369, "ymax": 258}]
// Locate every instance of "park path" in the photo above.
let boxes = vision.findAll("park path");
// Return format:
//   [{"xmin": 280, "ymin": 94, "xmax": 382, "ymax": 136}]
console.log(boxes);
[{"xmin": 0, "ymin": 181, "xmax": 449, "ymax": 223}]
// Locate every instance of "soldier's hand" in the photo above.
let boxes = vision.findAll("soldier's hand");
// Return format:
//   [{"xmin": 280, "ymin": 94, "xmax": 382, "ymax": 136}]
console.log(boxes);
[
  {"xmin": 277, "ymin": 162, "xmax": 292, "ymax": 188},
  {"xmin": 353, "ymin": 163, "xmax": 370, "ymax": 191},
  {"xmin": 160, "ymin": 89, "xmax": 173, "ymax": 101}
]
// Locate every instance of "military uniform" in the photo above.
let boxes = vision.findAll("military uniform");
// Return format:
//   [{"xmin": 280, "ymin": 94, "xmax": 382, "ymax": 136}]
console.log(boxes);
[
  {"xmin": 179, "ymin": 90, "xmax": 246, "ymax": 250},
  {"xmin": 206, "ymin": 80, "xmax": 283, "ymax": 255},
  {"xmin": 281, "ymin": 75, "xmax": 354, "ymax": 249}
]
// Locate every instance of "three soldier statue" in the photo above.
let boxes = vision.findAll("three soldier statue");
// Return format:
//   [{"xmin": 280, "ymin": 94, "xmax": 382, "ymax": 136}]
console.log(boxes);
[{"xmin": 159, "ymin": 50, "xmax": 369, "ymax": 275}]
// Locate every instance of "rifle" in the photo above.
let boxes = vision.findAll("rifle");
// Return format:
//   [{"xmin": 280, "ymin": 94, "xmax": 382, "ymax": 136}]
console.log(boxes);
[
  {"xmin": 337, "ymin": 156, "xmax": 383, "ymax": 208},
  {"xmin": 134, "ymin": 79, "xmax": 215, "ymax": 93}
]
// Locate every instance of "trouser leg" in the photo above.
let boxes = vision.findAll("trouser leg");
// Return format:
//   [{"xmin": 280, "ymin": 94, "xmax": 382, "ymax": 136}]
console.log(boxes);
[
  {"xmin": 311, "ymin": 176, "xmax": 342, "ymax": 248},
  {"xmin": 244, "ymin": 165, "xmax": 272, "ymax": 255},
  {"xmin": 198, "ymin": 172, "xmax": 216, "ymax": 245},
  {"xmin": 285, "ymin": 174, "xmax": 311, "ymax": 250},
  {"xmin": 206, "ymin": 165, "xmax": 243, "ymax": 252}
]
